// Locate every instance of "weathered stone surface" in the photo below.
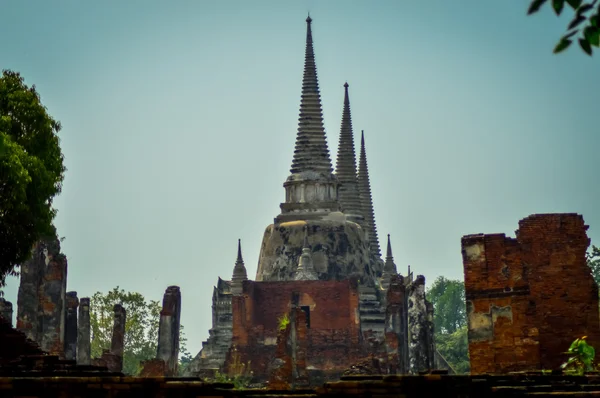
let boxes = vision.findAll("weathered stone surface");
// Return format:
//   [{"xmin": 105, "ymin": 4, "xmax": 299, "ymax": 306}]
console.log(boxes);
[
  {"xmin": 407, "ymin": 275, "xmax": 432, "ymax": 374},
  {"xmin": 0, "ymin": 298, "xmax": 13, "ymax": 326},
  {"xmin": 110, "ymin": 304, "xmax": 126, "ymax": 372},
  {"xmin": 157, "ymin": 285, "xmax": 181, "ymax": 376},
  {"xmin": 183, "ymin": 278, "xmax": 232, "ymax": 377},
  {"xmin": 139, "ymin": 358, "xmax": 167, "ymax": 377},
  {"xmin": 0, "ymin": 314, "xmax": 44, "ymax": 364},
  {"xmin": 256, "ymin": 219, "xmax": 374, "ymax": 284},
  {"xmin": 77, "ymin": 297, "xmax": 91, "ymax": 365},
  {"xmin": 462, "ymin": 213, "xmax": 600, "ymax": 374},
  {"xmin": 17, "ymin": 238, "xmax": 68, "ymax": 358},
  {"xmin": 63, "ymin": 291, "xmax": 79, "ymax": 361}
]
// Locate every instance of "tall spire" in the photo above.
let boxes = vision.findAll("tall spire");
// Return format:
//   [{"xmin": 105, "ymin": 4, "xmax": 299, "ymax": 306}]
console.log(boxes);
[
  {"xmin": 231, "ymin": 239, "xmax": 248, "ymax": 295},
  {"xmin": 358, "ymin": 130, "xmax": 381, "ymax": 258},
  {"xmin": 381, "ymin": 234, "xmax": 397, "ymax": 290},
  {"xmin": 276, "ymin": 16, "xmax": 341, "ymax": 223},
  {"xmin": 383, "ymin": 234, "xmax": 397, "ymax": 274},
  {"xmin": 289, "ymin": 15, "xmax": 333, "ymax": 175},
  {"xmin": 335, "ymin": 83, "xmax": 363, "ymax": 224}
]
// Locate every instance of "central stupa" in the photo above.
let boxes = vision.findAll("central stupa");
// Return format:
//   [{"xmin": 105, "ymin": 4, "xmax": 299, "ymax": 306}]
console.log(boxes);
[{"xmin": 255, "ymin": 16, "xmax": 376, "ymax": 283}]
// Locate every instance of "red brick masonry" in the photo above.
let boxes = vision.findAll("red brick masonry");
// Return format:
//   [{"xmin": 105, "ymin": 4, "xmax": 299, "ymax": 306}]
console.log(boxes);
[{"xmin": 462, "ymin": 213, "xmax": 600, "ymax": 374}]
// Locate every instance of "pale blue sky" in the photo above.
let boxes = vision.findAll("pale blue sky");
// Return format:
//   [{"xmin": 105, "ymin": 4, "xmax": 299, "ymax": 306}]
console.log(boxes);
[{"xmin": 2, "ymin": 1, "xmax": 599, "ymax": 355}]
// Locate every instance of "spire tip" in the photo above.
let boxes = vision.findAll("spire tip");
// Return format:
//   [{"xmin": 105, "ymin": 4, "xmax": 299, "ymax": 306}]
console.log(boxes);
[{"xmin": 306, "ymin": 13, "xmax": 312, "ymax": 23}]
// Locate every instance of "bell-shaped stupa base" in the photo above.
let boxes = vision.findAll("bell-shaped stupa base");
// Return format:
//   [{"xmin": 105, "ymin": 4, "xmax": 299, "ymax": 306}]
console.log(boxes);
[{"xmin": 255, "ymin": 215, "xmax": 374, "ymax": 284}]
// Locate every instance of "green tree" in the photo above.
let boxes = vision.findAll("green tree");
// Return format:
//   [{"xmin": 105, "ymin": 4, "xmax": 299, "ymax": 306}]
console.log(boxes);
[
  {"xmin": 427, "ymin": 276, "xmax": 470, "ymax": 373},
  {"xmin": 0, "ymin": 70, "xmax": 66, "ymax": 288},
  {"xmin": 90, "ymin": 287, "xmax": 191, "ymax": 375},
  {"xmin": 435, "ymin": 326, "xmax": 470, "ymax": 374},
  {"xmin": 427, "ymin": 277, "xmax": 466, "ymax": 334},
  {"xmin": 527, "ymin": 0, "xmax": 600, "ymax": 55},
  {"xmin": 587, "ymin": 245, "xmax": 600, "ymax": 287}
]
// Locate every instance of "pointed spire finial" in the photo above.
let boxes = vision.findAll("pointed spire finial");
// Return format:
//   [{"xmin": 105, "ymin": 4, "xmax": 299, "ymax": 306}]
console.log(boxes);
[
  {"xmin": 236, "ymin": 239, "xmax": 243, "ymax": 263},
  {"xmin": 306, "ymin": 13, "xmax": 312, "ymax": 23},
  {"xmin": 386, "ymin": 234, "xmax": 392, "ymax": 258},
  {"xmin": 358, "ymin": 130, "xmax": 381, "ymax": 259},
  {"xmin": 335, "ymin": 82, "xmax": 363, "ymax": 224},
  {"xmin": 232, "ymin": 239, "xmax": 248, "ymax": 295}
]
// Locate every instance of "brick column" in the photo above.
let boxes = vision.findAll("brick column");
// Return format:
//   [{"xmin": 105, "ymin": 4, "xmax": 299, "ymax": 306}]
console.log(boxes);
[
  {"xmin": 64, "ymin": 291, "xmax": 79, "ymax": 361},
  {"xmin": 157, "ymin": 286, "xmax": 181, "ymax": 376},
  {"xmin": 110, "ymin": 304, "xmax": 126, "ymax": 372},
  {"xmin": 39, "ymin": 250, "xmax": 68, "ymax": 357},
  {"xmin": 77, "ymin": 297, "xmax": 91, "ymax": 365}
]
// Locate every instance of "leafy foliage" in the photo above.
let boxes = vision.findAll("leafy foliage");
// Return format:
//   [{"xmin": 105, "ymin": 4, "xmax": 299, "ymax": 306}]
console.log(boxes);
[
  {"xmin": 587, "ymin": 245, "xmax": 600, "ymax": 287},
  {"xmin": 0, "ymin": 70, "xmax": 66, "ymax": 288},
  {"xmin": 427, "ymin": 277, "xmax": 466, "ymax": 334},
  {"xmin": 277, "ymin": 313, "xmax": 290, "ymax": 331},
  {"xmin": 90, "ymin": 287, "xmax": 191, "ymax": 375},
  {"xmin": 211, "ymin": 347, "xmax": 253, "ymax": 389},
  {"xmin": 427, "ymin": 277, "xmax": 470, "ymax": 373},
  {"xmin": 435, "ymin": 326, "xmax": 470, "ymax": 374},
  {"xmin": 527, "ymin": 0, "xmax": 600, "ymax": 55},
  {"xmin": 561, "ymin": 336, "xmax": 596, "ymax": 374}
]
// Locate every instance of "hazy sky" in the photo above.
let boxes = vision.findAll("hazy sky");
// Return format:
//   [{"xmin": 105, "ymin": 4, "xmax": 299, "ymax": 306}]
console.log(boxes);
[{"xmin": 2, "ymin": 1, "xmax": 599, "ymax": 355}]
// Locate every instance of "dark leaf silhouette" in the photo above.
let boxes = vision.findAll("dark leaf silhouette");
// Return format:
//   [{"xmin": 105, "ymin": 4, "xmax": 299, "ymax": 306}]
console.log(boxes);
[
  {"xmin": 529, "ymin": 0, "xmax": 549, "ymax": 14},
  {"xmin": 567, "ymin": 0, "xmax": 583, "ymax": 9},
  {"xmin": 554, "ymin": 0, "xmax": 566, "ymax": 14},
  {"xmin": 554, "ymin": 38, "xmax": 574, "ymax": 52},
  {"xmin": 579, "ymin": 37, "xmax": 593, "ymax": 54},
  {"xmin": 569, "ymin": 15, "xmax": 587, "ymax": 28}
]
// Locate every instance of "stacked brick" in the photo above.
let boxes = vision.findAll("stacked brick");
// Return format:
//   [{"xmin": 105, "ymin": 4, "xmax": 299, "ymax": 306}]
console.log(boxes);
[{"xmin": 462, "ymin": 213, "xmax": 600, "ymax": 374}]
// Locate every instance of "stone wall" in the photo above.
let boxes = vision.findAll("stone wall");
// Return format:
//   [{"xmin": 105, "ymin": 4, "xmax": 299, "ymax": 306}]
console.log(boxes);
[
  {"xmin": 227, "ymin": 279, "xmax": 363, "ymax": 384},
  {"xmin": 462, "ymin": 213, "xmax": 600, "ymax": 374},
  {"xmin": 4, "ymin": 374, "xmax": 600, "ymax": 397}
]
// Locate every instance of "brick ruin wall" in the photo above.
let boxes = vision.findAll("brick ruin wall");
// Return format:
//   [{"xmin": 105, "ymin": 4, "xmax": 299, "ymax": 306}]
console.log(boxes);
[
  {"xmin": 462, "ymin": 213, "xmax": 600, "ymax": 374},
  {"xmin": 228, "ymin": 279, "xmax": 363, "ymax": 383}
]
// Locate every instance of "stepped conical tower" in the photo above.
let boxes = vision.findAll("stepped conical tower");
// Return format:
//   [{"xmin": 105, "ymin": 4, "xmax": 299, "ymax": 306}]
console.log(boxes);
[
  {"xmin": 231, "ymin": 239, "xmax": 247, "ymax": 295},
  {"xmin": 381, "ymin": 234, "xmax": 397, "ymax": 289},
  {"xmin": 335, "ymin": 83, "xmax": 364, "ymax": 225},
  {"xmin": 358, "ymin": 131, "xmax": 382, "ymax": 273},
  {"xmin": 255, "ymin": 16, "xmax": 374, "ymax": 284}
]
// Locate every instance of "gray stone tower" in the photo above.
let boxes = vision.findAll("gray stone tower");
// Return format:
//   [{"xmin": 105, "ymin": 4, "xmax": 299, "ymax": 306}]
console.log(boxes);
[
  {"xmin": 335, "ymin": 83, "xmax": 364, "ymax": 226},
  {"xmin": 358, "ymin": 131, "xmax": 382, "ymax": 266},
  {"xmin": 255, "ymin": 16, "xmax": 375, "ymax": 283},
  {"xmin": 231, "ymin": 240, "xmax": 247, "ymax": 296}
]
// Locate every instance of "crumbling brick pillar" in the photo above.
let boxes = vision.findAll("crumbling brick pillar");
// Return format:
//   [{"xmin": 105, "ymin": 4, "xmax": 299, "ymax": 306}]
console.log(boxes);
[
  {"xmin": 110, "ymin": 304, "xmax": 126, "ymax": 372},
  {"xmin": 64, "ymin": 291, "xmax": 79, "ymax": 361},
  {"xmin": 407, "ymin": 275, "xmax": 432, "ymax": 374},
  {"xmin": 77, "ymin": 297, "xmax": 91, "ymax": 365},
  {"xmin": 38, "ymin": 248, "xmax": 68, "ymax": 356},
  {"xmin": 16, "ymin": 242, "xmax": 46, "ymax": 342},
  {"xmin": 425, "ymin": 300, "xmax": 435, "ymax": 369},
  {"xmin": 268, "ymin": 292, "xmax": 309, "ymax": 389},
  {"xmin": 0, "ymin": 298, "xmax": 13, "ymax": 326},
  {"xmin": 16, "ymin": 238, "xmax": 68, "ymax": 357},
  {"xmin": 157, "ymin": 286, "xmax": 181, "ymax": 376},
  {"xmin": 384, "ymin": 274, "xmax": 408, "ymax": 374},
  {"xmin": 462, "ymin": 213, "xmax": 600, "ymax": 374}
]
